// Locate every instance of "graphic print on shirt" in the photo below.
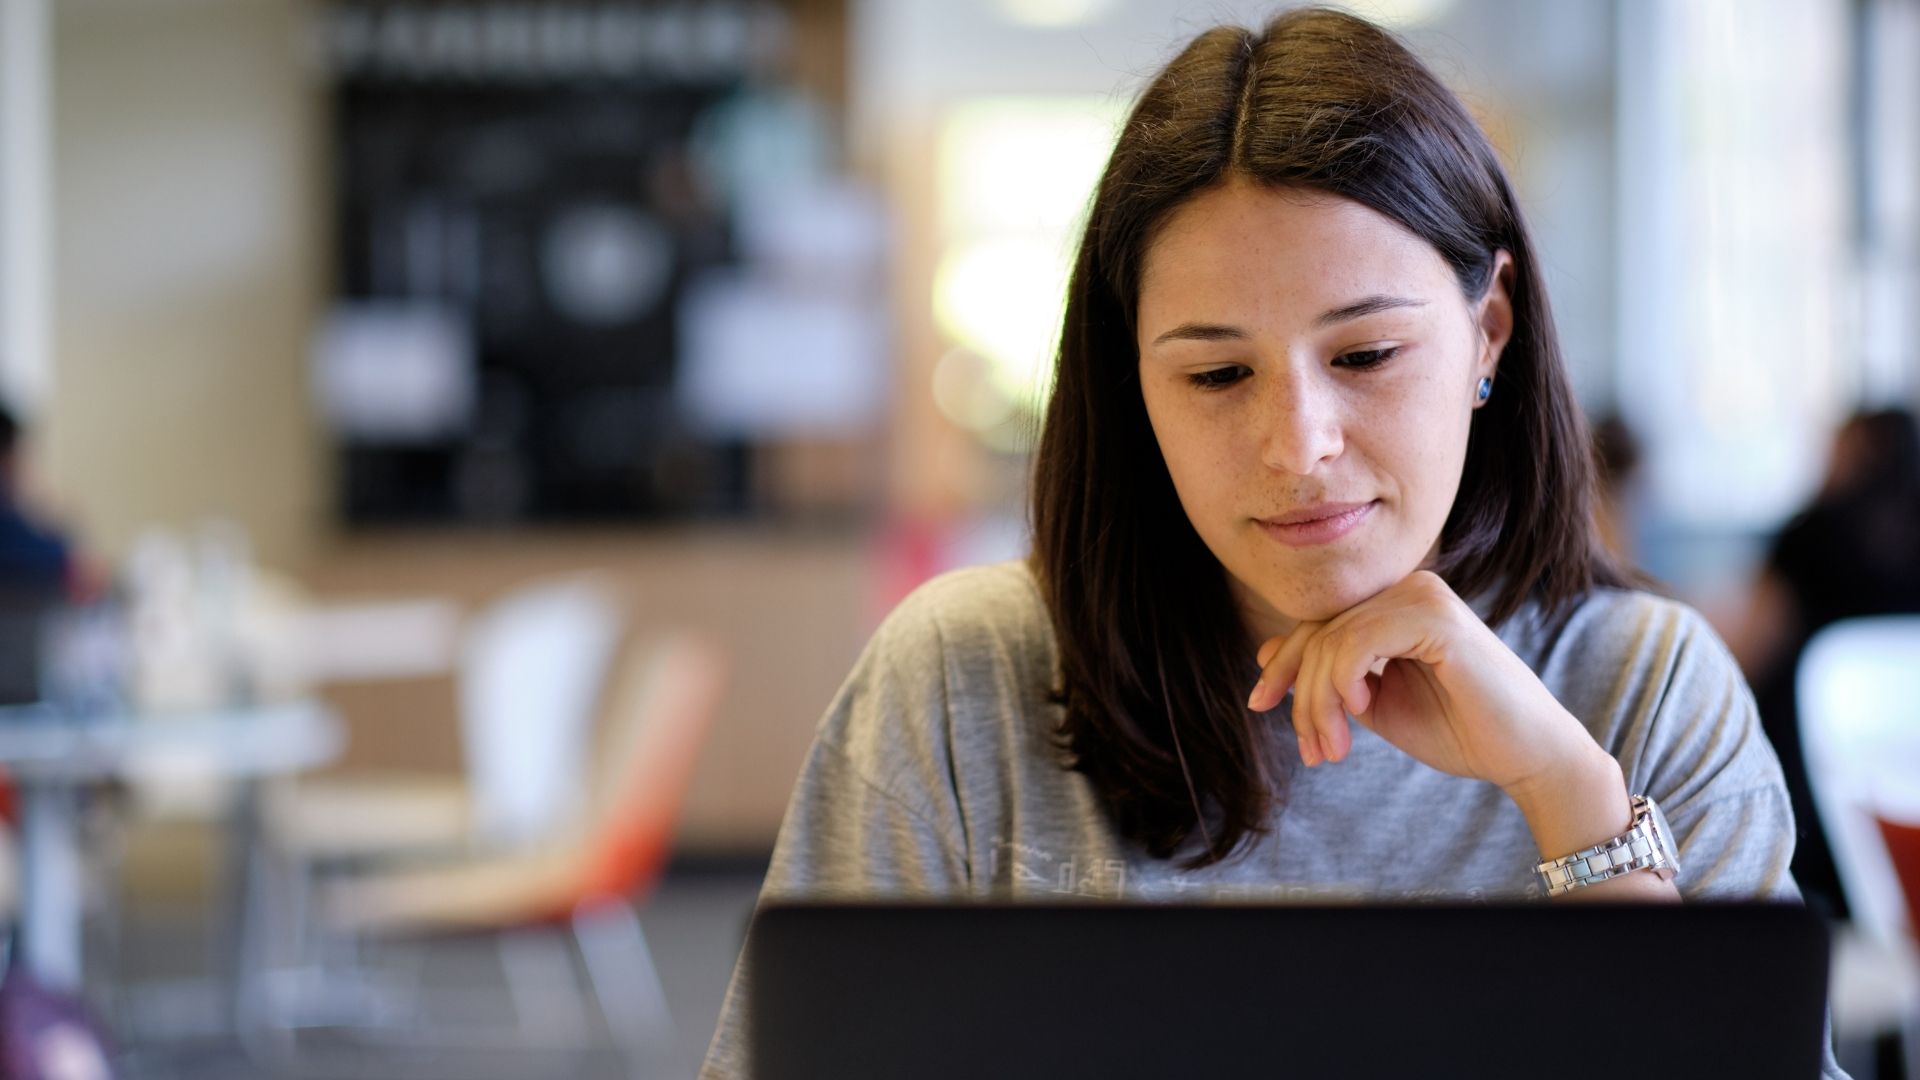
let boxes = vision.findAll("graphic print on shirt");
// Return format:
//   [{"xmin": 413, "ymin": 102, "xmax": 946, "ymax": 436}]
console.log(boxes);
[
  {"xmin": 989, "ymin": 836, "xmax": 1504, "ymax": 902},
  {"xmin": 990, "ymin": 838, "xmax": 1128, "ymax": 897}
]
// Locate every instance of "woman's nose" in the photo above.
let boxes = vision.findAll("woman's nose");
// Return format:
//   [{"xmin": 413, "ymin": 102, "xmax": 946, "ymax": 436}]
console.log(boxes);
[{"xmin": 1259, "ymin": 374, "xmax": 1344, "ymax": 475}]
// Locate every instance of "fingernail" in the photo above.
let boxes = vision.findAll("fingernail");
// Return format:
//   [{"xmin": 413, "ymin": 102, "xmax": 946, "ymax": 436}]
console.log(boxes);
[
  {"xmin": 1246, "ymin": 683, "xmax": 1265, "ymax": 710},
  {"xmin": 1299, "ymin": 736, "xmax": 1319, "ymax": 767}
]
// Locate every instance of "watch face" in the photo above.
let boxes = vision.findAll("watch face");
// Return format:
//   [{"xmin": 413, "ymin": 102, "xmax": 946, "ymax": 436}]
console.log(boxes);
[{"xmin": 1645, "ymin": 797, "xmax": 1681, "ymax": 875}]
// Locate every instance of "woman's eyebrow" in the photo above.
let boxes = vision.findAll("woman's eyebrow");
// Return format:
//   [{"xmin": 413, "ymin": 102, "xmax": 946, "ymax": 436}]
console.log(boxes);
[
  {"xmin": 1149, "ymin": 294, "xmax": 1428, "ymax": 348},
  {"xmin": 1150, "ymin": 322, "xmax": 1246, "ymax": 347},
  {"xmin": 1313, "ymin": 294, "xmax": 1427, "ymax": 328}
]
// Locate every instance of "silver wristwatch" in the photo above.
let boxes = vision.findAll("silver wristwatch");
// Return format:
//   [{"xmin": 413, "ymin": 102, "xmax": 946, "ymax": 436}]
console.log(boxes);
[{"xmin": 1534, "ymin": 794, "xmax": 1679, "ymax": 896}]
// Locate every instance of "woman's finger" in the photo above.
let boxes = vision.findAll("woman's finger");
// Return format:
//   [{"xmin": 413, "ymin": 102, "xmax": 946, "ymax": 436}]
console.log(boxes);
[
  {"xmin": 1256, "ymin": 634, "xmax": 1286, "ymax": 669},
  {"xmin": 1321, "ymin": 623, "xmax": 1384, "ymax": 763},
  {"xmin": 1306, "ymin": 628, "xmax": 1352, "ymax": 763},
  {"xmin": 1292, "ymin": 626, "xmax": 1333, "ymax": 765},
  {"xmin": 1326, "ymin": 617, "xmax": 1382, "ymax": 720},
  {"xmin": 1285, "ymin": 628, "xmax": 1324, "ymax": 766},
  {"xmin": 1248, "ymin": 623, "xmax": 1313, "ymax": 712},
  {"xmin": 1349, "ymin": 672, "xmax": 1384, "ymax": 733}
]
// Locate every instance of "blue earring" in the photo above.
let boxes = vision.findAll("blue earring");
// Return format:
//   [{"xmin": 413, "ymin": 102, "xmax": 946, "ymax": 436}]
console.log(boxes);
[{"xmin": 1476, "ymin": 377, "xmax": 1492, "ymax": 402}]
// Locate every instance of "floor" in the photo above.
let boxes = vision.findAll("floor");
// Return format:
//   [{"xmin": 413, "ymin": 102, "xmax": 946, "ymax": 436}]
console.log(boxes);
[{"xmin": 93, "ymin": 859, "xmax": 767, "ymax": 1080}]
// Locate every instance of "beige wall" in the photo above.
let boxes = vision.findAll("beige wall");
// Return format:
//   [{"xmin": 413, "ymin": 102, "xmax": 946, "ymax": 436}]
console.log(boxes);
[{"xmin": 45, "ymin": 0, "xmax": 327, "ymax": 570}]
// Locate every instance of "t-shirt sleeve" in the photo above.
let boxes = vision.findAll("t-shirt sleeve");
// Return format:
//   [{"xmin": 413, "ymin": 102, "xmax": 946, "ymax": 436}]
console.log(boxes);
[
  {"xmin": 1610, "ymin": 600, "xmax": 1799, "ymax": 901},
  {"xmin": 698, "ymin": 583, "xmax": 972, "ymax": 1079}
]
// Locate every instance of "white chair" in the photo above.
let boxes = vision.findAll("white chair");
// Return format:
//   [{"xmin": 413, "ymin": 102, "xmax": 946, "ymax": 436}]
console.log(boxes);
[
  {"xmin": 268, "ymin": 574, "xmax": 624, "ymax": 863},
  {"xmin": 255, "ymin": 574, "xmax": 625, "ymax": 1061},
  {"xmin": 457, "ymin": 576, "xmax": 625, "ymax": 847},
  {"xmin": 1798, "ymin": 615, "xmax": 1920, "ymax": 1070}
]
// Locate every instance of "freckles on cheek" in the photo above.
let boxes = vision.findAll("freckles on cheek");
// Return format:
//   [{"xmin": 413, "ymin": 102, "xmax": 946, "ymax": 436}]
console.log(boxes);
[
  {"xmin": 1198, "ymin": 436, "xmax": 1239, "ymax": 475},
  {"xmin": 1177, "ymin": 435, "xmax": 1240, "ymax": 502}
]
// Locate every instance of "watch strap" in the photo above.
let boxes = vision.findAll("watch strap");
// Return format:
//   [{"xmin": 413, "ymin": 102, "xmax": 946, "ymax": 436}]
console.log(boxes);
[{"xmin": 1533, "ymin": 794, "xmax": 1676, "ymax": 896}]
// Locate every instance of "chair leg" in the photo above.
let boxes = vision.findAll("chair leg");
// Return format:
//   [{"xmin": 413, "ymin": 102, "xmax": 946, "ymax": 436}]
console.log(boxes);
[
  {"xmin": 571, "ymin": 900, "xmax": 680, "ymax": 1080},
  {"xmin": 1901, "ymin": 1012, "xmax": 1918, "ymax": 1080},
  {"xmin": 498, "ymin": 926, "xmax": 590, "ymax": 1045}
]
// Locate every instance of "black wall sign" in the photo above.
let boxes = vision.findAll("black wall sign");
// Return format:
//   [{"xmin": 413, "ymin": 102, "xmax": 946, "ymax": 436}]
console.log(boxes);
[{"xmin": 324, "ymin": 0, "xmax": 785, "ymax": 524}]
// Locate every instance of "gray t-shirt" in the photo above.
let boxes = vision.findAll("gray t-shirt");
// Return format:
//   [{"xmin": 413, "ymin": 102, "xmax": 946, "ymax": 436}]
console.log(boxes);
[{"xmin": 701, "ymin": 560, "xmax": 1843, "ymax": 1078}]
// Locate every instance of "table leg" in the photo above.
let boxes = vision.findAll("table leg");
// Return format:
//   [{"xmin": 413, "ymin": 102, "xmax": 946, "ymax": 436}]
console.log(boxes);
[
  {"xmin": 224, "ymin": 779, "xmax": 262, "ymax": 1034},
  {"xmin": 20, "ymin": 781, "xmax": 84, "ymax": 993}
]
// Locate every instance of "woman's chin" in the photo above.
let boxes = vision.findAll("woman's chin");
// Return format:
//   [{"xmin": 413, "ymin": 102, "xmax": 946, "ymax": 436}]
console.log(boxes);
[
  {"xmin": 1254, "ymin": 572, "xmax": 1401, "ymax": 626},
  {"xmin": 1277, "ymin": 594, "xmax": 1364, "ymax": 624},
  {"xmin": 1224, "ymin": 549, "xmax": 1426, "ymax": 635}
]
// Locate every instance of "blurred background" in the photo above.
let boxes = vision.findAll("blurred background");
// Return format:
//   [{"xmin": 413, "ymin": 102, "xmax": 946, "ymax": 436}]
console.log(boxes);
[{"xmin": 0, "ymin": 0, "xmax": 1918, "ymax": 1077}]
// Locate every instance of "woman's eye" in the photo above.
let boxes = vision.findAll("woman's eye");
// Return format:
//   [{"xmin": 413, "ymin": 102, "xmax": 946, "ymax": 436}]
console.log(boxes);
[
  {"xmin": 1186, "ymin": 365, "xmax": 1251, "ymax": 390},
  {"xmin": 1333, "ymin": 346, "xmax": 1401, "ymax": 371}
]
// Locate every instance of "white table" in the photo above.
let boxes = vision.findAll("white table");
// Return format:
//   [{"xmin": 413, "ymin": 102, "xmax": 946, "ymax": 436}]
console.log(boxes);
[{"xmin": 0, "ymin": 700, "xmax": 342, "ymax": 994}]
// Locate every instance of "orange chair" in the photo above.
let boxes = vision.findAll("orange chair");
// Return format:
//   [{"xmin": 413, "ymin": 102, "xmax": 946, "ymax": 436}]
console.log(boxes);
[{"xmin": 1878, "ymin": 818, "xmax": 1920, "ymax": 949}]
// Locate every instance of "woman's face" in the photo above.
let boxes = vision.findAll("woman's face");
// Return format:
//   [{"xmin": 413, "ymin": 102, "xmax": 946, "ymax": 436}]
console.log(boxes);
[{"xmin": 1135, "ymin": 180, "xmax": 1511, "ymax": 641}]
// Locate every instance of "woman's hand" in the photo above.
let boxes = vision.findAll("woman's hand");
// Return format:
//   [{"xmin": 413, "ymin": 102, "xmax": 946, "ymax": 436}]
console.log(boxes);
[
  {"xmin": 1245, "ymin": 570, "xmax": 1598, "ymax": 799},
  {"xmin": 1245, "ymin": 571, "xmax": 1673, "ymax": 899}
]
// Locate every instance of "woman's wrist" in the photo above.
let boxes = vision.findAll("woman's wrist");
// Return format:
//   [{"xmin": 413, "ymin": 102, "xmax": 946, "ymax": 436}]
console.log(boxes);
[{"xmin": 1503, "ymin": 741, "xmax": 1632, "ymax": 863}]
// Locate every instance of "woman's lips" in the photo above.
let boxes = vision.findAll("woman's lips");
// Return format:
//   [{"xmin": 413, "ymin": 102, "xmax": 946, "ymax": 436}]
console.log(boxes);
[{"xmin": 1255, "ymin": 501, "xmax": 1376, "ymax": 547}]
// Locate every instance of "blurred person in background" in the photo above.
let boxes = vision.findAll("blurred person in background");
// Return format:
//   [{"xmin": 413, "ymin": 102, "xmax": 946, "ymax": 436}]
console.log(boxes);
[
  {"xmin": 0, "ymin": 399, "xmax": 106, "ymax": 710},
  {"xmin": 1590, "ymin": 412, "xmax": 1645, "ymax": 565},
  {"xmin": 702, "ymin": 8, "xmax": 1840, "ymax": 1078},
  {"xmin": 1726, "ymin": 407, "xmax": 1920, "ymax": 921},
  {"xmin": 0, "ymin": 400, "xmax": 100, "ymax": 607}
]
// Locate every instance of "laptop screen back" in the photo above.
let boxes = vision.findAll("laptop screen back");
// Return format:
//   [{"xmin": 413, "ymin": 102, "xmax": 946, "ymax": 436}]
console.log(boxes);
[{"xmin": 748, "ymin": 902, "xmax": 1828, "ymax": 1080}]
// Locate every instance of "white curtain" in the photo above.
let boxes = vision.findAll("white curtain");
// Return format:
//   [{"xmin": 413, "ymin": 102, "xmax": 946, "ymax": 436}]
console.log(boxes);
[{"xmin": 1615, "ymin": 0, "xmax": 1853, "ymax": 531}]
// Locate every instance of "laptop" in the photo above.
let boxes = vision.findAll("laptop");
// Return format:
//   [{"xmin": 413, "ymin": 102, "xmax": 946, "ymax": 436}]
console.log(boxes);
[{"xmin": 748, "ymin": 901, "xmax": 1829, "ymax": 1080}]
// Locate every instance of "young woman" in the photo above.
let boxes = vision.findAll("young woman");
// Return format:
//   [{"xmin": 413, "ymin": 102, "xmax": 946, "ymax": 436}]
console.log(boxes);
[{"xmin": 703, "ymin": 7, "xmax": 1831, "ymax": 1077}]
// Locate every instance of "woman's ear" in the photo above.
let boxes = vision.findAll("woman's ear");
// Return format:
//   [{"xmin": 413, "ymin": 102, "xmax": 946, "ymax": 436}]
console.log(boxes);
[{"xmin": 1476, "ymin": 249, "xmax": 1516, "ymax": 381}]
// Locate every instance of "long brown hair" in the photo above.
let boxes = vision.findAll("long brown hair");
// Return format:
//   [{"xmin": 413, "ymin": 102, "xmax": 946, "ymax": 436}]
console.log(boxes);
[{"xmin": 1028, "ymin": 7, "xmax": 1624, "ymax": 868}]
